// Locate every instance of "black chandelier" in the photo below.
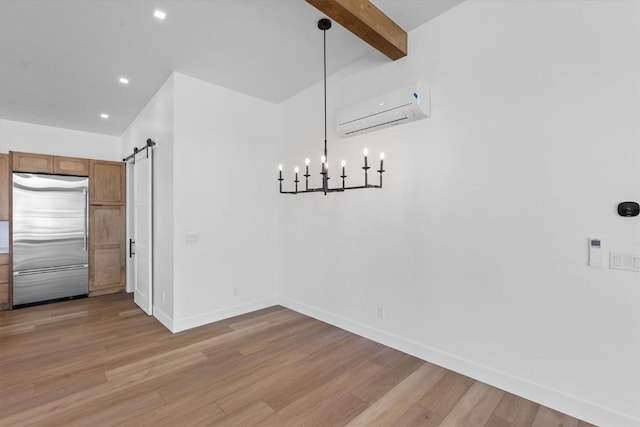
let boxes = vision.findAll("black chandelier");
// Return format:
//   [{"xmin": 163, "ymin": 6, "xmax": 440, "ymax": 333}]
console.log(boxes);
[{"xmin": 278, "ymin": 18, "xmax": 386, "ymax": 196}]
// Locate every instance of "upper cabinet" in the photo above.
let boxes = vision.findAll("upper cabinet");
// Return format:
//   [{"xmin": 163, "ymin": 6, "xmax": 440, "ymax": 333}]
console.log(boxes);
[
  {"xmin": 12, "ymin": 152, "xmax": 53, "ymax": 173},
  {"xmin": 53, "ymin": 156, "xmax": 89, "ymax": 176},
  {"xmin": 0, "ymin": 154, "xmax": 8, "ymax": 220},
  {"xmin": 11, "ymin": 152, "xmax": 89, "ymax": 177},
  {"xmin": 90, "ymin": 160, "xmax": 126, "ymax": 205}
]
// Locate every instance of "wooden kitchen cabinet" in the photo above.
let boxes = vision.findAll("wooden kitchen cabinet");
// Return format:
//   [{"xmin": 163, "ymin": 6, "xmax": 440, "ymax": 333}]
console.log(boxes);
[
  {"xmin": 0, "ymin": 155, "xmax": 8, "ymax": 309},
  {"xmin": 90, "ymin": 160, "xmax": 126, "ymax": 205},
  {"xmin": 11, "ymin": 152, "xmax": 89, "ymax": 176},
  {"xmin": 12, "ymin": 151, "xmax": 53, "ymax": 173},
  {"xmin": 0, "ymin": 154, "xmax": 8, "ymax": 220},
  {"xmin": 89, "ymin": 159, "xmax": 126, "ymax": 296},
  {"xmin": 0, "ymin": 253, "xmax": 8, "ymax": 310},
  {"xmin": 89, "ymin": 205, "xmax": 125, "ymax": 295},
  {"xmin": 53, "ymin": 156, "xmax": 89, "ymax": 176}
]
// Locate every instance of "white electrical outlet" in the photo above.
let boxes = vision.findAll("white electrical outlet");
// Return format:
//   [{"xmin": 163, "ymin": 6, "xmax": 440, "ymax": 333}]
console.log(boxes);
[
  {"xmin": 377, "ymin": 307, "xmax": 384, "ymax": 319},
  {"xmin": 185, "ymin": 234, "xmax": 198, "ymax": 244}
]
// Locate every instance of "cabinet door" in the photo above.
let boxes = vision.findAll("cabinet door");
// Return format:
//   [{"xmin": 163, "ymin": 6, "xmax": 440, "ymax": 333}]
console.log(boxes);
[
  {"xmin": 0, "ymin": 253, "xmax": 8, "ymax": 310},
  {"xmin": 0, "ymin": 154, "xmax": 8, "ymax": 220},
  {"xmin": 12, "ymin": 152, "xmax": 53, "ymax": 173},
  {"xmin": 54, "ymin": 156, "xmax": 89, "ymax": 176},
  {"xmin": 90, "ymin": 160, "xmax": 125, "ymax": 205},
  {"xmin": 89, "ymin": 205, "xmax": 125, "ymax": 294}
]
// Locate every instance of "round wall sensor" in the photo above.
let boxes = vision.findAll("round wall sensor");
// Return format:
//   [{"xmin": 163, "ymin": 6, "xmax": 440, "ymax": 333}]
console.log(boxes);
[{"xmin": 618, "ymin": 201, "xmax": 640, "ymax": 217}]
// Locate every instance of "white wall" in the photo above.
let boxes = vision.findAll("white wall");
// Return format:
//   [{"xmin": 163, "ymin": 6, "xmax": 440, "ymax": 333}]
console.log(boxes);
[
  {"xmin": 120, "ymin": 75, "xmax": 175, "ymax": 326},
  {"xmin": 117, "ymin": 72, "xmax": 280, "ymax": 332},
  {"xmin": 171, "ymin": 73, "xmax": 279, "ymax": 331},
  {"xmin": 277, "ymin": 1, "xmax": 640, "ymax": 426},
  {"xmin": 0, "ymin": 119, "xmax": 120, "ymax": 160}
]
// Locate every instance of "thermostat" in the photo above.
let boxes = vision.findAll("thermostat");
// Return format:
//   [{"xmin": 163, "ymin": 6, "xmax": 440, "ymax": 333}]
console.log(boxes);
[
  {"xmin": 618, "ymin": 201, "xmax": 639, "ymax": 217},
  {"xmin": 589, "ymin": 238, "xmax": 602, "ymax": 267}
]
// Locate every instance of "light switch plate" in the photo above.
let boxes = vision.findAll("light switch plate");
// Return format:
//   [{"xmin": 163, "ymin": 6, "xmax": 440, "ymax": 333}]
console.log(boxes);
[{"xmin": 610, "ymin": 252, "xmax": 640, "ymax": 272}]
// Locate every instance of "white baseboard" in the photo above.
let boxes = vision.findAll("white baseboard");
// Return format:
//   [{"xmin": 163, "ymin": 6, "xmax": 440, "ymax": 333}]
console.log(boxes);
[
  {"xmin": 171, "ymin": 297, "xmax": 280, "ymax": 333},
  {"xmin": 152, "ymin": 305, "xmax": 175, "ymax": 332},
  {"xmin": 278, "ymin": 296, "xmax": 639, "ymax": 427}
]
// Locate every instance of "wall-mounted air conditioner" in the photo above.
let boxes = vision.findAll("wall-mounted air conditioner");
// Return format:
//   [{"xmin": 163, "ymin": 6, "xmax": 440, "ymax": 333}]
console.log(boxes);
[{"xmin": 335, "ymin": 81, "xmax": 430, "ymax": 137}]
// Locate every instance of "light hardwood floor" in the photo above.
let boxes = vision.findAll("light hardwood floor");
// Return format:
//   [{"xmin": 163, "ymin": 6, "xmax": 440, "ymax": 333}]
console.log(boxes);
[{"xmin": 0, "ymin": 293, "xmax": 595, "ymax": 426}]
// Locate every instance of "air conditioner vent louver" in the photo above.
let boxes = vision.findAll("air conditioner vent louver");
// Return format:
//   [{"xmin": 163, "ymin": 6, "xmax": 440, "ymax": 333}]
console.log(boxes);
[{"xmin": 336, "ymin": 82, "xmax": 430, "ymax": 137}]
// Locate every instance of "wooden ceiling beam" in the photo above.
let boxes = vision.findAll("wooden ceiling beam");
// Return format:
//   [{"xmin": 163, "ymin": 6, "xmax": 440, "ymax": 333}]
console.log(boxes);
[{"xmin": 305, "ymin": 0, "xmax": 407, "ymax": 60}]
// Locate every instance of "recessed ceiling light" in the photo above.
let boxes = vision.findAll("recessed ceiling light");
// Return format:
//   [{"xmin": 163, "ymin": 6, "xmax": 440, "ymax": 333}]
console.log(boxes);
[
  {"xmin": 153, "ymin": 9, "xmax": 166, "ymax": 20},
  {"xmin": 100, "ymin": 113, "xmax": 109, "ymax": 119},
  {"xmin": 119, "ymin": 77, "xmax": 129, "ymax": 85}
]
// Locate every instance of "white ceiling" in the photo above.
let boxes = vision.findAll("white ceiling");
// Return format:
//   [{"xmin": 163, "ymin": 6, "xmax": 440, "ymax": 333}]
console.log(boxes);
[{"xmin": 0, "ymin": 0, "xmax": 464, "ymax": 137}]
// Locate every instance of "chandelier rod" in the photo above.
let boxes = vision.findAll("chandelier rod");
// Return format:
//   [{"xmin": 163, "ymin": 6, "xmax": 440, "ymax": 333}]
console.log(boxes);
[
  {"xmin": 323, "ymin": 19, "xmax": 328, "ymax": 163},
  {"xmin": 320, "ymin": 18, "xmax": 330, "ymax": 195}
]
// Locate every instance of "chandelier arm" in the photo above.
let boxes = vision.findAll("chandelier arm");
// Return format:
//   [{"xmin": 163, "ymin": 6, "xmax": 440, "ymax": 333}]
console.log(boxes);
[{"xmin": 280, "ymin": 183, "xmax": 382, "ymax": 195}]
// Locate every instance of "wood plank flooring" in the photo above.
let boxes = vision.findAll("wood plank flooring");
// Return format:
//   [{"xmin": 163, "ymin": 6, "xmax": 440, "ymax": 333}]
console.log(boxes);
[{"xmin": 0, "ymin": 293, "xmax": 595, "ymax": 426}]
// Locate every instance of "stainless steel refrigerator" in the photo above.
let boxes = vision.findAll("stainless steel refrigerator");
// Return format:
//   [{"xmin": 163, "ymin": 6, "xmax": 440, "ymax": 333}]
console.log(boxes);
[{"xmin": 12, "ymin": 173, "xmax": 89, "ymax": 306}]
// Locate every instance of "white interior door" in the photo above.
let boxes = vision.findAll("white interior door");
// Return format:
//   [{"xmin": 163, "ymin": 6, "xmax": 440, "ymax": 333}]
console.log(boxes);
[{"xmin": 132, "ymin": 149, "xmax": 153, "ymax": 315}]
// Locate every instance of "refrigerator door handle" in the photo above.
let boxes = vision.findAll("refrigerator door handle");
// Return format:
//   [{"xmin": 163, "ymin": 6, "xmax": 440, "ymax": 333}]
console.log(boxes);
[
  {"xmin": 83, "ymin": 189, "xmax": 89, "ymax": 251},
  {"xmin": 14, "ymin": 264, "xmax": 89, "ymax": 276}
]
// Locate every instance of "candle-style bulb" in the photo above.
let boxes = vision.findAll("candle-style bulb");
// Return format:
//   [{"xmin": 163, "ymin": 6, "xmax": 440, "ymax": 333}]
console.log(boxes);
[
  {"xmin": 321, "ymin": 155, "xmax": 326, "ymax": 163},
  {"xmin": 341, "ymin": 160, "xmax": 346, "ymax": 167},
  {"xmin": 294, "ymin": 167, "xmax": 299, "ymax": 173},
  {"xmin": 380, "ymin": 153, "xmax": 385, "ymax": 160},
  {"xmin": 305, "ymin": 158, "xmax": 310, "ymax": 166},
  {"xmin": 363, "ymin": 148, "xmax": 369, "ymax": 156},
  {"xmin": 278, "ymin": 164, "xmax": 283, "ymax": 171}
]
